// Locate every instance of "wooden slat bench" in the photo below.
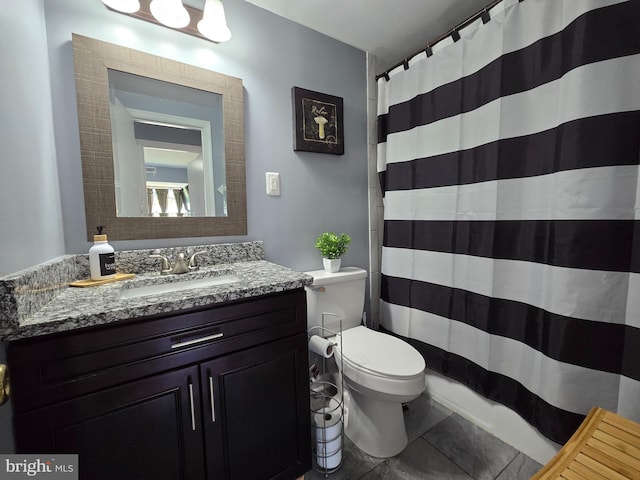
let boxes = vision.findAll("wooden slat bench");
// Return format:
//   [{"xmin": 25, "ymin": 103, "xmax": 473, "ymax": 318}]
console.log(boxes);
[{"xmin": 531, "ymin": 407, "xmax": 640, "ymax": 480}]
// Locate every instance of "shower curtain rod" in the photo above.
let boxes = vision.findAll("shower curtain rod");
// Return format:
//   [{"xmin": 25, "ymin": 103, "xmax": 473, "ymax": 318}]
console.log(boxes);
[{"xmin": 376, "ymin": 0, "xmax": 508, "ymax": 81}]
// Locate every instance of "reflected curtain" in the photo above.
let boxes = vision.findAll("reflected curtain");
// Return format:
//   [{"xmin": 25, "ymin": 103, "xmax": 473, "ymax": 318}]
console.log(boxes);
[
  {"xmin": 377, "ymin": 0, "xmax": 640, "ymax": 443},
  {"xmin": 183, "ymin": 186, "xmax": 191, "ymax": 214},
  {"xmin": 156, "ymin": 189, "xmax": 168, "ymax": 216},
  {"xmin": 173, "ymin": 188, "xmax": 184, "ymax": 216},
  {"xmin": 147, "ymin": 188, "xmax": 154, "ymax": 216}
]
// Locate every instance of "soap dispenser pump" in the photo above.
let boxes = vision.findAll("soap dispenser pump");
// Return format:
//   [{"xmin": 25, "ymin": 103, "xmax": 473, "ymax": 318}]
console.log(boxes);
[{"xmin": 89, "ymin": 226, "xmax": 116, "ymax": 281}]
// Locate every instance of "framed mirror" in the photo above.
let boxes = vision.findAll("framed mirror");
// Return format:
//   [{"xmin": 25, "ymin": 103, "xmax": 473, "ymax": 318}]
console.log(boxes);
[{"xmin": 72, "ymin": 34, "xmax": 246, "ymax": 240}]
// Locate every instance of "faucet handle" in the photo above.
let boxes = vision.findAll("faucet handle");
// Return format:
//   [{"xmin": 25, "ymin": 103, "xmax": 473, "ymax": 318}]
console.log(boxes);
[
  {"xmin": 189, "ymin": 251, "xmax": 207, "ymax": 269},
  {"xmin": 149, "ymin": 254, "xmax": 171, "ymax": 274}
]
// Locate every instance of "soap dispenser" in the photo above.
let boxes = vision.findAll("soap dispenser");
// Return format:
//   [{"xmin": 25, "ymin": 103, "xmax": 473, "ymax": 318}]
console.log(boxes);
[{"xmin": 89, "ymin": 226, "xmax": 116, "ymax": 281}]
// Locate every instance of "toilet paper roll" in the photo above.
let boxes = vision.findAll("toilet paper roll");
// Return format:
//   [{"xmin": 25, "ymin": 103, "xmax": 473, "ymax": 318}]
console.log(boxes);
[
  {"xmin": 317, "ymin": 434, "xmax": 341, "ymax": 457},
  {"xmin": 317, "ymin": 446, "xmax": 342, "ymax": 470},
  {"xmin": 313, "ymin": 398, "xmax": 343, "ymax": 470},
  {"xmin": 313, "ymin": 412, "xmax": 341, "ymax": 442},
  {"xmin": 308, "ymin": 335, "xmax": 334, "ymax": 358},
  {"xmin": 313, "ymin": 398, "xmax": 342, "ymax": 443}
]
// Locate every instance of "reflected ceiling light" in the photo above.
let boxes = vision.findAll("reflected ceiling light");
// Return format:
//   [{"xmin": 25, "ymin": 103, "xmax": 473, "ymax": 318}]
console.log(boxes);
[
  {"xmin": 197, "ymin": 0, "xmax": 231, "ymax": 43},
  {"xmin": 149, "ymin": 0, "xmax": 190, "ymax": 29},
  {"xmin": 100, "ymin": 0, "xmax": 140, "ymax": 13}
]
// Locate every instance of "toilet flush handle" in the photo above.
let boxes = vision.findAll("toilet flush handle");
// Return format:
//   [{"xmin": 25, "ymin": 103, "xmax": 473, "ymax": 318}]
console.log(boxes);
[{"xmin": 310, "ymin": 286, "xmax": 325, "ymax": 292}]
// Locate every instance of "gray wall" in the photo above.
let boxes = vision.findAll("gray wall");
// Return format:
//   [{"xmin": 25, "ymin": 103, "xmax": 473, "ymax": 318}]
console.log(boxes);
[
  {"xmin": 44, "ymin": 0, "xmax": 369, "ymax": 274},
  {"xmin": 0, "ymin": 0, "xmax": 368, "ymax": 453},
  {"xmin": 0, "ymin": 0, "xmax": 65, "ymax": 277}
]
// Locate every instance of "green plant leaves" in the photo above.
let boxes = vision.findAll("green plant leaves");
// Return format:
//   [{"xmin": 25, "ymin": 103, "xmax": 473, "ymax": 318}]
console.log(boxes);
[{"xmin": 315, "ymin": 232, "xmax": 351, "ymax": 259}]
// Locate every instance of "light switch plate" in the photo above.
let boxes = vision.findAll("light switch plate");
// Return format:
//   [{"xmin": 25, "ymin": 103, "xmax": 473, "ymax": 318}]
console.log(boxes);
[{"xmin": 266, "ymin": 172, "xmax": 280, "ymax": 196}]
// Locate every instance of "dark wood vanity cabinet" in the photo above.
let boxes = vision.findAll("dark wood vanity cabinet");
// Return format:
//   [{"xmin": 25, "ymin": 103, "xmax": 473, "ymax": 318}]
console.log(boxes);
[
  {"xmin": 14, "ymin": 365, "xmax": 206, "ymax": 479},
  {"xmin": 202, "ymin": 336, "xmax": 309, "ymax": 479},
  {"xmin": 8, "ymin": 290, "xmax": 311, "ymax": 480}
]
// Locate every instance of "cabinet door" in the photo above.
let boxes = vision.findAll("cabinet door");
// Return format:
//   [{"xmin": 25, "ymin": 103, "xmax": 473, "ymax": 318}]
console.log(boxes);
[
  {"xmin": 201, "ymin": 334, "xmax": 311, "ymax": 480},
  {"xmin": 14, "ymin": 366, "xmax": 206, "ymax": 480}
]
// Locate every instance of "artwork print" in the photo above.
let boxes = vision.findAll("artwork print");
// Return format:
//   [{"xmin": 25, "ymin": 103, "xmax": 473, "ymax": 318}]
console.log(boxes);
[{"xmin": 292, "ymin": 87, "xmax": 344, "ymax": 155}]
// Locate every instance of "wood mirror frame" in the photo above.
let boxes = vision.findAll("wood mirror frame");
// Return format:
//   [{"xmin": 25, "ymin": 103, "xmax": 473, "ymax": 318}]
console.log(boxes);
[{"xmin": 72, "ymin": 34, "xmax": 246, "ymax": 240}]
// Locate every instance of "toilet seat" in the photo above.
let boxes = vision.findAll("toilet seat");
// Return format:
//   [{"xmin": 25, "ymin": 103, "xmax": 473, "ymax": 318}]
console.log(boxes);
[
  {"xmin": 335, "ymin": 326, "xmax": 425, "ymax": 378},
  {"xmin": 331, "ymin": 326, "xmax": 425, "ymax": 397}
]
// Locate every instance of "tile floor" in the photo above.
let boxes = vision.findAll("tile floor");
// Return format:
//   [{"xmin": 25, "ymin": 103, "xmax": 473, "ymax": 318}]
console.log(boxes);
[{"xmin": 306, "ymin": 394, "xmax": 543, "ymax": 480}]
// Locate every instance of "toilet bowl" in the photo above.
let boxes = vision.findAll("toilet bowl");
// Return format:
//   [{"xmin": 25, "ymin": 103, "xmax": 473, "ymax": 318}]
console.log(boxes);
[
  {"xmin": 304, "ymin": 267, "xmax": 426, "ymax": 458},
  {"xmin": 332, "ymin": 325, "xmax": 425, "ymax": 457}
]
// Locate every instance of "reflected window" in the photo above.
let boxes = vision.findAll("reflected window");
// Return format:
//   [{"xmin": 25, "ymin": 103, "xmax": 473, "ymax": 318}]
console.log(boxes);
[{"xmin": 148, "ymin": 188, "xmax": 191, "ymax": 217}]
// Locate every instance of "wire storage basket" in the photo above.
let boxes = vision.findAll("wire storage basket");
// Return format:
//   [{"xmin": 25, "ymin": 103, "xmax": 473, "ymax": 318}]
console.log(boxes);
[{"xmin": 308, "ymin": 314, "xmax": 344, "ymax": 476}]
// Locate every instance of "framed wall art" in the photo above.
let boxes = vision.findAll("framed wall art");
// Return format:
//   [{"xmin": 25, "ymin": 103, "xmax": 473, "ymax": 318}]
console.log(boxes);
[{"xmin": 291, "ymin": 87, "xmax": 344, "ymax": 155}]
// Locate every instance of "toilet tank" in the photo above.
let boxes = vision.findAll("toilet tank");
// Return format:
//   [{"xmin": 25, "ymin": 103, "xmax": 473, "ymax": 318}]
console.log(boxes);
[{"xmin": 304, "ymin": 267, "xmax": 367, "ymax": 335}]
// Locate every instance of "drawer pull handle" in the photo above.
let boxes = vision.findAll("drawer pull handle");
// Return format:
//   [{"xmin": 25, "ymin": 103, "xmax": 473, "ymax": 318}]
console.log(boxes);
[
  {"xmin": 209, "ymin": 376, "xmax": 216, "ymax": 423},
  {"xmin": 188, "ymin": 383, "xmax": 196, "ymax": 431},
  {"xmin": 171, "ymin": 332, "xmax": 224, "ymax": 349}
]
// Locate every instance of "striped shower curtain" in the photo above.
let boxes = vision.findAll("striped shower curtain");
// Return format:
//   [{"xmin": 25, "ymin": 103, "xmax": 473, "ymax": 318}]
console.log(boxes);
[{"xmin": 377, "ymin": 0, "xmax": 640, "ymax": 444}]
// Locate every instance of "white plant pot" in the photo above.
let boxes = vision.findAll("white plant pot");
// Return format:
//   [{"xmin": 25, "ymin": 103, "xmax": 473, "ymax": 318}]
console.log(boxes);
[{"xmin": 323, "ymin": 258, "xmax": 341, "ymax": 273}]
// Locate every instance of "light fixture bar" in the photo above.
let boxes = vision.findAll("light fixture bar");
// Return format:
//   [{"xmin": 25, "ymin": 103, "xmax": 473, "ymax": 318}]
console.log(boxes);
[{"xmin": 105, "ymin": 0, "xmax": 228, "ymax": 43}]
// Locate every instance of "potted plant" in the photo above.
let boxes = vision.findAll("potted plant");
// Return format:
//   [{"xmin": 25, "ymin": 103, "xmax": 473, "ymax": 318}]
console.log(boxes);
[{"xmin": 315, "ymin": 232, "xmax": 351, "ymax": 272}]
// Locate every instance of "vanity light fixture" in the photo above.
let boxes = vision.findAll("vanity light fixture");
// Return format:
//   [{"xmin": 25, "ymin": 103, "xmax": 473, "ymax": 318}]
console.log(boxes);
[
  {"xmin": 100, "ymin": 0, "xmax": 140, "ymax": 13},
  {"xmin": 149, "ymin": 0, "xmax": 190, "ymax": 29},
  {"xmin": 100, "ymin": 0, "xmax": 232, "ymax": 43},
  {"xmin": 197, "ymin": 0, "xmax": 231, "ymax": 42}
]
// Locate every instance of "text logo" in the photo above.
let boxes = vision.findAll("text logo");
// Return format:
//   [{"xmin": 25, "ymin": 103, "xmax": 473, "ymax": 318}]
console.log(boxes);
[{"xmin": 0, "ymin": 455, "xmax": 77, "ymax": 480}]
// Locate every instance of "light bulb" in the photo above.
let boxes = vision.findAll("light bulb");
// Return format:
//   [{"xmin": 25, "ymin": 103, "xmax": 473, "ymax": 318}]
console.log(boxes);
[
  {"xmin": 100, "ymin": 0, "xmax": 140, "ymax": 13},
  {"xmin": 197, "ymin": 0, "xmax": 232, "ymax": 43},
  {"xmin": 150, "ymin": 0, "xmax": 190, "ymax": 29}
]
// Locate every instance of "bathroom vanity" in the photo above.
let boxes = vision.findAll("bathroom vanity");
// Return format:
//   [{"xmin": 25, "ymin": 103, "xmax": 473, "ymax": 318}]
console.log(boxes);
[{"xmin": 1, "ymin": 242, "xmax": 312, "ymax": 480}]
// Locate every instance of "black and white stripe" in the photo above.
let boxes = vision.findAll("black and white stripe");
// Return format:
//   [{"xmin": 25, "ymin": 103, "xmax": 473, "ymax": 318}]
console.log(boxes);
[{"xmin": 377, "ymin": 0, "xmax": 640, "ymax": 444}]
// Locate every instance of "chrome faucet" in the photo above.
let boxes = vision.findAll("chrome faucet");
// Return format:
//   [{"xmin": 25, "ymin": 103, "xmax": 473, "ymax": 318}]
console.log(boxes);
[
  {"xmin": 149, "ymin": 251, "xmax": 207, "ymax": 275},
  {"xmin": 171, "ymin": 253, "xmax": 190, "ymax": 274}
]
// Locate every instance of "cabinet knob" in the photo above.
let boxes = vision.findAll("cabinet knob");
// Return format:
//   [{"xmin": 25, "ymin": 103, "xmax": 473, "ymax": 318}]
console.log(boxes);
[{"xmin": 0, "ymin": 364, "xmax": 9, "ymax": 406}]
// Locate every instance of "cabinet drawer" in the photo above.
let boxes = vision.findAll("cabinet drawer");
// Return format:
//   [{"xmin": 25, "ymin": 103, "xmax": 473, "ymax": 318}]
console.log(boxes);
[{"xmin": 9, "ymin": 289, "xmax": 307, "ymax": 412}]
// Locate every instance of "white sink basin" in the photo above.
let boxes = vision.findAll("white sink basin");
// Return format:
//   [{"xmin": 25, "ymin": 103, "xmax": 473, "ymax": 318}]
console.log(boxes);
[{"xmin": 119, "ymin": 273, "xmax": 241, "ymax": 300}]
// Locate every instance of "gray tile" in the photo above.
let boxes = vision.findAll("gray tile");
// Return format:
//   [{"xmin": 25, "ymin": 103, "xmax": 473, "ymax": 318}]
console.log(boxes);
[
  {"xmin": 305, "ymin": 436, "xmax": 381, "ymax": 480},
  {"xmin": 404, "ymin": 393, "xmax": 453, "ymax": 442},
  {"xmin": 495, "ymin": 453, "xmax": 543, "ymax": 480},
  {"xmin": 361, "ymin": 437, "xmax": 475, "ymax": 480},
  {"xmin": 423, "ymin": 414, "xmax": 519, "ymax": 480}
]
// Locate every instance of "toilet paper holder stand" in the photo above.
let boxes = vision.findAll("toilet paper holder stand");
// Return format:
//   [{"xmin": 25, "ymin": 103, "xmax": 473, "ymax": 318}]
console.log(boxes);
[{"xmin": 308, "ymin": 314, "xmax": 344, "ymax": 476}]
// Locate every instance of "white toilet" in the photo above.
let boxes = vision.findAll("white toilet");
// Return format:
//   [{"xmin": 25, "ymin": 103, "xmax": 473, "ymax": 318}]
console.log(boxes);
[{"xmin": 304, "ymin": 267, "xmax": 426, "ymax": 458}]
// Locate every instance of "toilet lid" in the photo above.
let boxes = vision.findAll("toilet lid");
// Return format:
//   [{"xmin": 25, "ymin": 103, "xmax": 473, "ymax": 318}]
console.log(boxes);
[{"xmin": 335, "ymin": 326, "xmax": 425, "ymax": 379}]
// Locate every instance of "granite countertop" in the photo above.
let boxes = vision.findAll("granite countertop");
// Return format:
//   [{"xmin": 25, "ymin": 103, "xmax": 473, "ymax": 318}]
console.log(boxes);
[{"xmin": 2, "ymin": 260, "xmax": 313, "ymax": 341}]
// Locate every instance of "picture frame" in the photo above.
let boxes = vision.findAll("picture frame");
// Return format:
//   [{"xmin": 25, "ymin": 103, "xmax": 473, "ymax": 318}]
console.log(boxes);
[{"xmin": 291, "ymin": 87, "xmax": 344, "ymax": 155}]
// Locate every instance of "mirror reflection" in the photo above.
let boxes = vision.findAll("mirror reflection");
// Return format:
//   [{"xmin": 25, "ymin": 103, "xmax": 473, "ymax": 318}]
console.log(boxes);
[
  {"xmin": 108, "ymin": 70, "xmax": 227, "ymax": 217},
  {"xmin": 72, "ymin": 33, "xmax": 246, "ymax": 241}
]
